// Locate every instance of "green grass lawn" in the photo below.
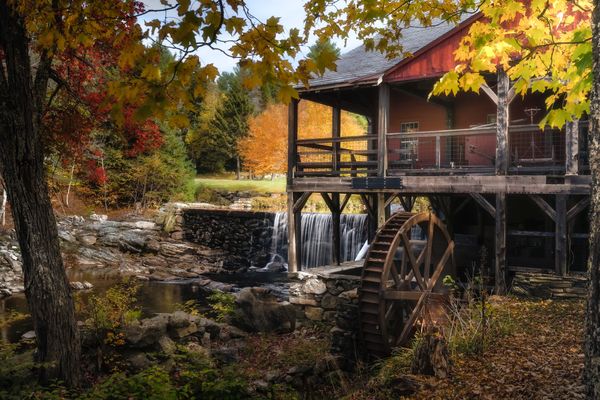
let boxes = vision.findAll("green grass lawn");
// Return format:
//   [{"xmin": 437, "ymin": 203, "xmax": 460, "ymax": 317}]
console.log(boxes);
[{"xmin": 194, "ymin": 174, "xmax": 286, "ymax": 193}]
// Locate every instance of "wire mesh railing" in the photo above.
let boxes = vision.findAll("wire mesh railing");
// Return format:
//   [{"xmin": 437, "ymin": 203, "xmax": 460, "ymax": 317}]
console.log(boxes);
[{"xmin": 292, "ymin": 124, "xmax": 588, "ymax": 178}]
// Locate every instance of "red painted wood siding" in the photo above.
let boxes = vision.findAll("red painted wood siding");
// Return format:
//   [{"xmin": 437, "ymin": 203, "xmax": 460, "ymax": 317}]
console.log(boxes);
[{"xmin": 385, "ymin": 21, "xmax": 476, "ymax": 83}]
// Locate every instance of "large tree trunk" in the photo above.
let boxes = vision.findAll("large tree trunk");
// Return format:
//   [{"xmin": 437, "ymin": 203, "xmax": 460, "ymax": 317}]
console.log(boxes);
[
  {"xmin": 0, "ymin": 1, "xmax": 80, "ymax": 386},
  {"xmin": 586, "ymin": 1, "xmax": 600, "ymax": 397}
]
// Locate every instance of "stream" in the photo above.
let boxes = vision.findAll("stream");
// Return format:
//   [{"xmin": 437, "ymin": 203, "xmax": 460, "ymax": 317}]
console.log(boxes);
[{"xmin": 0, "ymin": 269, "xmax": 290, "ymax": 343}]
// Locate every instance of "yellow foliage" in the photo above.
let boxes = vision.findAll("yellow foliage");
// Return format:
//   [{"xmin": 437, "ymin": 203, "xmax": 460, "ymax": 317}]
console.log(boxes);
[{"xmin": 240, "ymin": 101, "xmax": 366, "ymax": 175}]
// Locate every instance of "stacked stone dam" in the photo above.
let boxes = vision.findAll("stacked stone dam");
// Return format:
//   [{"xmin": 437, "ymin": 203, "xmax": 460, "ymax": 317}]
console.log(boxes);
[{"xmin": 181, "ymin": 208, "xmax": 276, "ymax": 271}]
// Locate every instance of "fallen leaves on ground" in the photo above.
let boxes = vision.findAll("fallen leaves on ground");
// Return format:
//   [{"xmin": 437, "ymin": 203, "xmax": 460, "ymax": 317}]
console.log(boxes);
[
  {"xmin": 411, "ymin": 297, "xmax": 585, "ymax": 399},
  {"xmin": 346, "ymin": 297, "xmax": 585, "ymax": 400}
]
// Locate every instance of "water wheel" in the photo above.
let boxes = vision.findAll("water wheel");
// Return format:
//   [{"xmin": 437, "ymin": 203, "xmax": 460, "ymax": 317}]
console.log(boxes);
[{"xmin": 359, "ymin": 211, "xmax": 455, "ymax": 357}]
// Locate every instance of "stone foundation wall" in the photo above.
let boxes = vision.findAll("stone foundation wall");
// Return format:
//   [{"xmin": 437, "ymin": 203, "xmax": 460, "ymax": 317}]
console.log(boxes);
[
  {"xmin": 511, "ymin": 272, "xmax": 587, "ymax": 299},
  {"xmin": 288, "ymin": 265, "xmax": 363, "ymax": 368},
  {"xmin": 180, "ymin": 208, "xmax": 276, "ymax": 271}
]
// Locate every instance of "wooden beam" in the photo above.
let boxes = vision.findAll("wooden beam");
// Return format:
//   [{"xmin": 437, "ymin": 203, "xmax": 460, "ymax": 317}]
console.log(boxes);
[
  {"xmin": 377, "ymin": 192, "xmax": 386, "ymax": 227},
  {"xmin": 340, "ymin": 193, "xmax": 352, "ymax": 213},
  {"xmin": 332, "ymin": 106, "xmax": 341, "ymax": 173},
  {"xmin": 495, "ymin": 193, "xmax": 507, "ymax": 294},
  {"xmin": 287, "ymin": 193, "xmax": 301, "ymax": 273},
  {"xmin": 453, "ymin": 196, "xmax": 471, "ymax": 216},
  {"xmin": 293, "ymin": 192, "xmax": 311, "ymax": 214},
  {"xmin": 529, "ymin": 194, "xmax": 556, "ymax": 222},
  {"xmin": 567, "ymin": 196, "xmax": 590, "ymax": 222},
  {"xmin": 377, "ymin": 83, "xmax": 390, "ymax": 177},
  {"xmin": 496, "ymin": 69, "xmax": 509, "ymax": 175},
  {"xmin": 382, "ymin": 290, "xmax": 446, "ymax": 301},
  {"xmin": 565, "ymin": 119, "xmax": 580, "ymax": 175},
  {"xmin": 287, "ymin": 99, "xmax": 299, "ymax": 184},
  {"xmin": 320, "ymin": 192, "xmax": 335, "ymax": 212},
  {"xmin": 332, "ymin": 193, "xmax": 341, "ymax": 265},
  {"xmin": 470, "ymin": 193, "xmax": 495, "ymax": 217},
  {"xmin": 399, "ymin": 196, "xmax": 415, "ymax": 212},
  {"xmin": 359, "ymin": 193, "xmax": 375, "ymax": 218},
  {"xmin": 384, "ymin": 193, "xmax": 399, "ymax": 208},
  {"xmin": 555, "ymin": 194, "xmax": 567, "ymax": 276}
]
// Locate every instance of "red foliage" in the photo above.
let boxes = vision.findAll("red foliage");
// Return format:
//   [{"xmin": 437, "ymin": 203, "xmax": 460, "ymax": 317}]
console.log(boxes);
[{"xmin": 43, "ymin": 1, "xmax": 164, "ymax": 185}]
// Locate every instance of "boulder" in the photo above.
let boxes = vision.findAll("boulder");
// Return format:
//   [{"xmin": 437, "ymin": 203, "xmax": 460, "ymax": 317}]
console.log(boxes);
[
  {"xmin": 320, "ymin": 294, "xmax": 339, "ymax": 310},
  {"xmin": 185, "ymin": 342, "xmax": 211, "ymax": 359},
  {"xmin": 78, "ymin": 235, "xmax": 97, "ymax": 246},
  {"xmin": 89, "ymin": 214, "xmax": 108, "ymax": 223},
  {"xmin": 304, "ymin": 307, "xmax": 323, "ymax": 321},
  {"xmin": 21, "ymin": 330, "xmax": 36, "ymax": 340},
  {"xmin": 124, "ymin": 314, "xmax": 169, "ymax": 347},
  {"xmin": 158, "ymin": 335, "xmax": 176, "ymax": 355},
  {"xmin": 232, "ymin": 287, "xmax": 296, "ymax": 332},
  {"xmin": 303, "ymin": 278, "xmax": 327, "ymax": 295},
  {"xmin": 126, "ymin": 352, "xmax": 152, "ymax": 371}
]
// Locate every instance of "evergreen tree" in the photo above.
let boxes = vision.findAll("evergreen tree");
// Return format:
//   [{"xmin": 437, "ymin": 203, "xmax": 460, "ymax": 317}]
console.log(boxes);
[
  {"xmin": 307, "ymin": 38, "xmax": 341, "ymax": 62},
  {"xmin": 210, "ymin": 68, "xmax": 254, "ymax": 178}
]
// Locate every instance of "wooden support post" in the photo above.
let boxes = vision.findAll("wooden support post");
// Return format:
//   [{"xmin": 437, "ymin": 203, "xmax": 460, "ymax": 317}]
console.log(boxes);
[
  {"xmin": 287, "ymin": 193, "xmax": 298, "ymax": 272},
  {"xmin": 287, "ymin": 99, "xmax": 299, "ymax": 185},
  {"xmin": 399, "ymin": 196, "xmax": 415, "ymax": 212},
  {"xmin": 435, "ymin": 135, "xmax": 441, "ymax": 168},
  {"xmin": 565, "ymin": 119, "xmax": 579, "ymax": 175},
  {"xmin": 555, "ymin": 195, "xmax": 567, "ymax": 275},
  {"xmin": 530, "ymin": 194, "xmax": 556, "ymax": 222},
  {"xmin": 496, "ymin": 69, "xmax": 509, "ymax": 175},
  {"xmin": 288, "ymin": 191, "xmax": 308, "ymax": 272},
  {"xmin": 332, "ymin": 193, "xmax": 341, "ymax": 265},
  {"xmin": 470, "ymin": 193, "xmax": 495, "ymax": 217},
  {"xmin": 362, "ymin": 194, "xmax": 378, "ymax": 240},
  {"xmin": 495, "ymin": 193, "xmax": 507, "ymax": 294},
  {"xmin": 378, "ymin": 83, "xmax": 390, "ymax": 177},
  {"xmin": 567, "ymin": 196, "xmax": 591, "ymax": 222},
  {"xmin": 332, "ymin": 106, "xmax": 341, "ymax": 173},
  {"xmin": 377, "ymin": 192, "xmax": 386, "ymax": 228}
]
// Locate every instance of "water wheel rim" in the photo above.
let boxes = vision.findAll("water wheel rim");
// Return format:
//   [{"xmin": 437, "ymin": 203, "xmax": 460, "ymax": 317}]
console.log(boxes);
[{"xmin": 359, "ymin": 211, "xmax": 454, "ymax": 356}]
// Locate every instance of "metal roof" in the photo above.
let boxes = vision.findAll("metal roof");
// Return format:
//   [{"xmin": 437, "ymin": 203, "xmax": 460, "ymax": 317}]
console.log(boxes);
[{"xmin": 302, "ymin": 18, "xmax": 470, "ymax": 91}]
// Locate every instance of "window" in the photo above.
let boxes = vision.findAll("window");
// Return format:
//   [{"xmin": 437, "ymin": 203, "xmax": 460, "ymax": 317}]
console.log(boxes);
[
  {"xmin": 486, "ymin": 114, "xmax": 497, "ymax": 124},
  {"xmin": 400, "ymin": 121, "xmax": 419, "ymax": 133},
  {"xmin": 399, "ymin": 122, "xmax": 419, "ymax": 162}
]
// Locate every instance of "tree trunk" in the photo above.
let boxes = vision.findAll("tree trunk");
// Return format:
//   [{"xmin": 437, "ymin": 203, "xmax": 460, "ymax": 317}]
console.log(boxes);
[
  {"xmin": 236, "ymin": 155, "xmax": 241, "ymax": 180},
  {"xmin": 65, "ymin": 162, "xmax": 76, "ymax": 208},
  {"xmin": 0, "ymin": 1, "xmax": 80, "ymax": 386},
  {"xmin": 0, "ymin": 184, "xmax": 6, "ymax": 226},
  {"xmin": 586, "ymin": 1, "xmax": 600, "ymax": 397}
]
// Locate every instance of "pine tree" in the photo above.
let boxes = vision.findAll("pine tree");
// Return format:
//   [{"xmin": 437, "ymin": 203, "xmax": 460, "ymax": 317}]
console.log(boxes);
[{"xmin": 210, "ymin": 69, "xmax": 254, "ymax": 178}]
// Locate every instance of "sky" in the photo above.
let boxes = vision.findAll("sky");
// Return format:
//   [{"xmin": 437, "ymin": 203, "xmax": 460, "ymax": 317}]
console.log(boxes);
[{"xmin": 141, "ymin": 0, "xmax": 361, "ymax": 72}]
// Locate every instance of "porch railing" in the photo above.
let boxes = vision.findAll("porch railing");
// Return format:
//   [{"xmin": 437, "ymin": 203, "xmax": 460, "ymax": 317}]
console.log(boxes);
[
  {"xmin": 292, "ymin": 123, "xmax": 589, "ymax": 178},
  {"xmin": 295, "ymin": 135, "xmax": 378, "ymax": 177}
]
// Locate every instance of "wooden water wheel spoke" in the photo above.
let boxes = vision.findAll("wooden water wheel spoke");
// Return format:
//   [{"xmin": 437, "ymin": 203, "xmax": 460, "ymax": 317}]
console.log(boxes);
[
  {"xmin": 390, "ymin": 263, "xmax": 402, "ymax": 288},
  {"xmin": 428, "ymin": 242, "xmax": 454, "ymax": 290},
  {"xmin": 401, "ymin": 232, "xmax": 425, "ymax": 290},
  {"xmin": 359, "ymin": 211, "xmax": 454, "ymax": 358},
  {"xmin": 424, "ymin": 216, "xmax": 435, "ymax": 282}
]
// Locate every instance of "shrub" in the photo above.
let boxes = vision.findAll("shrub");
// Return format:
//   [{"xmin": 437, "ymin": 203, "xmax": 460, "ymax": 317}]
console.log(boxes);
[
  {"xmin": 83, "ymin": 279, "xmax": 141, "ymax": 371},
  {"xmin": 206, "ymin": 292, "xmax": 236, "ymax": 322},
  {"xmin": 78, "ymin": 367, "xmax": 185, "ymax": 400}
]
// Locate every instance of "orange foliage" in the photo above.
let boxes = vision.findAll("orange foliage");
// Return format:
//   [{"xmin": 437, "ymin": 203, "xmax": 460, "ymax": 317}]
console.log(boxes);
[
  {"xmin": 240, "ymin": 101, "xmax": 366, "ymax": 175},
  {"xmin": 240, "ymin": 103, "xmax": 289, "ymax": 175}
]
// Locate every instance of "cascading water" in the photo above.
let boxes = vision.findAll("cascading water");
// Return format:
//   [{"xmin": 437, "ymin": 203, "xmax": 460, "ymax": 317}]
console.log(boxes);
[{"xmin": 267, "ymin": 212, "xmax": 368, "ymax": 269}]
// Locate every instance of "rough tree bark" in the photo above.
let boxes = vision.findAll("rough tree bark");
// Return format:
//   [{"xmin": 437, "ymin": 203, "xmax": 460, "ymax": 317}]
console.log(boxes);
[
  {"xmin": 586, "ymin": 1, "xmax": 600, "ymax": 397},
  {"xmin": 0, "ymin": 1, "xmax": 80, "ymax": 386}
]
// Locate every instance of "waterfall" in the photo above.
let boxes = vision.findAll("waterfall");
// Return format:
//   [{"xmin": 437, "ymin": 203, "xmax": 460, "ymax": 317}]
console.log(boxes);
[{"xmin": 268, "ymin": 212, "xmax": 368, "ymax": 269}]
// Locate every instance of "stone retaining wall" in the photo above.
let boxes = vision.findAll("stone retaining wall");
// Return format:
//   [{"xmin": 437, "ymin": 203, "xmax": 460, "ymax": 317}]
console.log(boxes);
[
  {"xmin": 179, "ymin": 208, "xmax": 276, "ymax": 271},
  {"xmin": 511, "ymin": 272, "xmax": 587, "ymax": 299},
  {"xmin": 288, "ymin": 263, "xmax": 363, "ymax": 368}
]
